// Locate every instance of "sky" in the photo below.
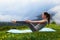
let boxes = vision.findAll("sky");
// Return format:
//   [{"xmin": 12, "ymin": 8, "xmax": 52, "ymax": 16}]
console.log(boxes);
[
  {"xmin": 48, "ymin": 6, "xmax": 60, "ymax": 24},
  {"xmin": 0, "ymin": 0, "xmax": 60, "ymax": 24}
]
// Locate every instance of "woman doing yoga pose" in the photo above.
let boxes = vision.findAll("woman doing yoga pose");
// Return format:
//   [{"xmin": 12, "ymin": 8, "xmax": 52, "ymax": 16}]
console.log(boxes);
[{"xmin": 12, "ymin": 12, "xmax": 51, "ymax": 32}]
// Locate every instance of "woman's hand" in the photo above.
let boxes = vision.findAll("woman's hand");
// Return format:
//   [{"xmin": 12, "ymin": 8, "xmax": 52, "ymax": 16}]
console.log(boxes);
[{"xmin": 25, "ymin": 20, "xmax": 31, "ymax": 23}]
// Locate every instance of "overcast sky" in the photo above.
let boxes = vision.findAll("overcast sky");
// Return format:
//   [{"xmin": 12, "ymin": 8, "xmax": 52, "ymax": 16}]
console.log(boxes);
[{"xmin": 0, "ymin": 0, "xmax": 60, "ymax": 24}]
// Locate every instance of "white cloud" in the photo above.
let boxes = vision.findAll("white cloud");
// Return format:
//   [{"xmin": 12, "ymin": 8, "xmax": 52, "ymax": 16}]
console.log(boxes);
[
  {"xmin": 0, "ymin": 0, "xmax": 60, "ymax": 22},
  {"xmin": 0, "ymin": 14, "xmax": 22, "ymax": 22},
  {"xmin": 48, "ymin": 6, "xmax": 60, "ymax": 24}
]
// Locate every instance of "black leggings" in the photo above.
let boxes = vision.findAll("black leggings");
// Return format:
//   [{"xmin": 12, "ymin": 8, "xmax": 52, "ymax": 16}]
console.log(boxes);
[{"xmin": 16, "ymin": 21, "xmax": 37, "ymax": 32}]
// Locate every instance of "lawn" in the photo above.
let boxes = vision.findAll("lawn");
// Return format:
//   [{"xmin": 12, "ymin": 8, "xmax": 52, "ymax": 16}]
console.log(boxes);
[{"xmin": 0, "ymin": 24, "xmax": 60, "ymax": 40}]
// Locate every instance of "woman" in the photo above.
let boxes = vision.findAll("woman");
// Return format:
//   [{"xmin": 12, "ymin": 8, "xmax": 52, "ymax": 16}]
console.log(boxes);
[{"xmin": 12, "ymin": 12, "xmax": 51, "ymax": 32}]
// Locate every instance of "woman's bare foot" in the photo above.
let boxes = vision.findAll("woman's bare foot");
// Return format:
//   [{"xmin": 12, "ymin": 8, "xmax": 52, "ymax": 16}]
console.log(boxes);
[{"xmin": 12, "ymin": 20, "xmax": 16, "ymax": 23}]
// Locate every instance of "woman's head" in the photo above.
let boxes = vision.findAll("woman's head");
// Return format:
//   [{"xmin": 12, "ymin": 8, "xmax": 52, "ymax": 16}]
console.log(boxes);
[{"xmin": 42, "ymin": 12, "xmax": 51, "ymax": 24}]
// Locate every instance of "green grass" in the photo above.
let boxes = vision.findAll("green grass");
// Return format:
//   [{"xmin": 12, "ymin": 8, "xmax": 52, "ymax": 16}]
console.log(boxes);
[{"xmin": 0, "ymin": 24, "xmax": 60, "ymax": 40}]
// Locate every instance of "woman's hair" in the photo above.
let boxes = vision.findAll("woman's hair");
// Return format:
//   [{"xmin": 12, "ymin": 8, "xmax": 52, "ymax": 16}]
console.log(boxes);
[{"xmin": 44, "ymin": 12, "xmax": 51, "ymax": 24}]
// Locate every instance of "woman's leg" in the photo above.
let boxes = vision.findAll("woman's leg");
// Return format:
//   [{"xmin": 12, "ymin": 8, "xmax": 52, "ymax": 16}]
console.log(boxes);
[
  {"xmin": 28, "ymin": 23, "xmax": 37, "ymax": 32},
  {"xmin": 16, "ymin": 21, "xmax": 37, "ymax": 32},
  {"xmin": 16, "ymin": 21, "xmax": 27, "ymax": 24}
]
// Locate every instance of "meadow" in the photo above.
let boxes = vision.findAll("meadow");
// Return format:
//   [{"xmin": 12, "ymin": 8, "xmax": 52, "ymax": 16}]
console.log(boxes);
[{"xmin": 0, "ymin": 23, "xmax": 60, "ymax": 40}]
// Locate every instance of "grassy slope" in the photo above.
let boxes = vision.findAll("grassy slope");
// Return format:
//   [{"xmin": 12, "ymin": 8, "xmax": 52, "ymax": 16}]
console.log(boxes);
[{"xmin": 0, "ymin": 24, "xmax": 60, "ymax": 40}]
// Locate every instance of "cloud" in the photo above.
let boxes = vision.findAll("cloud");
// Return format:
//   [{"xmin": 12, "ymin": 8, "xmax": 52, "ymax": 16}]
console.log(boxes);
[
  {"xmin": 0, "ymin": 13, "xmax": 22, "ymax": 22},
  {"xmin": 0, "ymin": 0, "xmax": 60, "ymax": 22},
  {"xmin": 48, "ymin": 6, "xmax": 60, "ymax": 24}
]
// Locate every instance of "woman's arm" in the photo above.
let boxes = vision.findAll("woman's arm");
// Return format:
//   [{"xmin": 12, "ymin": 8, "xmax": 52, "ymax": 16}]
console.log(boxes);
[{"xmin": 25, "ymin": 20, "xmax": 47, "ymax": 24}]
